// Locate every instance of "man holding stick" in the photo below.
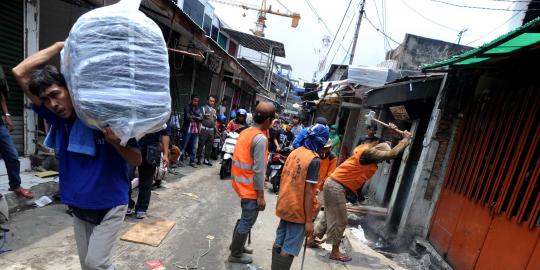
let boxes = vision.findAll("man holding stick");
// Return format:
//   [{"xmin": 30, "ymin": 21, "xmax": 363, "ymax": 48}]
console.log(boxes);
[
  {"xmin": 271, "ymin": 124, "xmax": 329, "ymax": 270},
  {"xmin": 317, "ymin": 123, "xmax": 411, "ymax": 262}
]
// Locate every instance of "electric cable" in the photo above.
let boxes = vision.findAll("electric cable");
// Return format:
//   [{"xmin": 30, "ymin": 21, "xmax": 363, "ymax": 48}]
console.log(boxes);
[
  {"xmin": 274, "ymin": 0, "xmax": 292, "ymax": 13},
  {"xmin": 431, "ymin": 0, "xmax": 540, "ymax": 11},
  {"xmin": 304, "ymin": 0, "xmax": 349, "ymax": 52},
  {"xmin": 399, "ymin": 0, "xmax": 460, "ymax": 32},
  {"xmin": 341, "ymin": 7, "xmax": 358, "ymax": 40},
  {"xmin": 364, "ymin": 11, "xmax": 402, "ymax": 46},
  {"xmin": 329, "ymin": 11, "xmax": 359, "ymax": 68},
  {"xmin": 372, "ymin": 0, "xmax": 392, "ymax": 51},
  {"xmin": 485, "ymin": 0, "xmax": 540, "ymax": 2},
  {"xmin": 464, "ymin": 11, "xmax": 523, "ymax": 45},
  {"xmin": 319, "ymin": 0, "xmax": 354, "ymax": 74}
]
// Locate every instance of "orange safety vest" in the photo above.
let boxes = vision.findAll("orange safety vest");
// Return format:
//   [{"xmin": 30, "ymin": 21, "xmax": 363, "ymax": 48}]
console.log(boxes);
[
  {"xmin": 230, "ymin": 127, "xmax": 268, "ymax": 199},
  {"xmin": 317, "ymin": 154, "xmax": 337, "ymax": 192},
  {"xmin": 330, "ymin": 144, "xmax": 378, "ymax": 192},
  {"xmin": 276, "ymin": 147, "xmax": 318, "ymax": 224}
]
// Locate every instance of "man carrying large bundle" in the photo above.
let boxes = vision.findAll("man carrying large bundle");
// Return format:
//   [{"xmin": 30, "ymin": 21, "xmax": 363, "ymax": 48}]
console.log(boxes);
[
  {"xmin": 228, "ymin": 102, "xmax": 276, "ymax": 265},
  {"xmin": 13, "ymin": 2, "xmax": 169, "ymax": 269},
  {"xmin": 13, "ymin": 42, "xmax": 142, "ymax": 270},
  {"xmin": 317, "ymin": 124, "xmax": 412, "ymax": 262}
]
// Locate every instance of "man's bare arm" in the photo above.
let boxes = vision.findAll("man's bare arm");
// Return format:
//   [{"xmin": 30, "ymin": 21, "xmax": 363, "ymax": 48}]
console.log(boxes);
[
  {"xmin": 362, "ymin": 131, "xmax": 412, "ymax": 163},
  {"xmin": 12, "ymin": 42, "xmax": 64, "ymax": 106}
]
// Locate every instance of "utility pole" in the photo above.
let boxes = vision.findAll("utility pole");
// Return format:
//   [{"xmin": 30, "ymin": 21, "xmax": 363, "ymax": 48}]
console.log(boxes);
[
  {"xmin": 457, "ymin": 28, "xmax": 468, "ymax": 45},
  {"xmin": 348, "ymin": 0, "xmax": 366, "ymax": 65}
]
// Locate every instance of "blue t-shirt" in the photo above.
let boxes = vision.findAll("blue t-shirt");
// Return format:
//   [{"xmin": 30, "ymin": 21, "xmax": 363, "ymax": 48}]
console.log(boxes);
[{"xmin": 35, "ymin": 106, "xmax": 138, "ymax": 210}]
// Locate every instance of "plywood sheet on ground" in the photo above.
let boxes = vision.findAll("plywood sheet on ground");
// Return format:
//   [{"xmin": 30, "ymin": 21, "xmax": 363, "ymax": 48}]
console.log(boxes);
[
  {"xmin": 35, "ymin": 171, "xmax": 59, "ymax": 178},
  {"xmin": 120, "ymin": 219, "xmax": 175, "ymax": 247}
]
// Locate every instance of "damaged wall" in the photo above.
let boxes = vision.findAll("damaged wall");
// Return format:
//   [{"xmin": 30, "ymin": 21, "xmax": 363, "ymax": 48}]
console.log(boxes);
[{"xmin": 387, "ymin": 34, "xmax": 472, "ymax": 71}]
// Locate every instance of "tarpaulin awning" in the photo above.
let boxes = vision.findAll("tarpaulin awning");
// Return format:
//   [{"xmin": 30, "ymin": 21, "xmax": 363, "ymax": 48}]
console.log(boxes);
[
  {"xmin": 221, "ymin": 28, "xmax": 286, "ymax": 57},
  {"xmin": 321, "ymin": 64, "xmax": 418, "ymax": 88},
  {"xmin": 422, "ymin": 16, "xmax": 540, "ymax": 71}
]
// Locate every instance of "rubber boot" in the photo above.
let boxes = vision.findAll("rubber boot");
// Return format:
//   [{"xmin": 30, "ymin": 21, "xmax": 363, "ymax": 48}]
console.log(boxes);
[
  {"xmin": 228, "ymin": 232, "xmax": 253, "ymax": 264},
  {"xmin": 271, "ymin": 249, "xmax": 294, "ymax": 270},
  {"xmin": 271, "ymin": 246, "xmax": 281, "ymax": 266},
  {"xmin": 243, "ymin": 245, "xmax": 254, "ymax": 254},
  {"xmin": 231, "ymin": 220, "xmax": 253, "ymax": 254}
]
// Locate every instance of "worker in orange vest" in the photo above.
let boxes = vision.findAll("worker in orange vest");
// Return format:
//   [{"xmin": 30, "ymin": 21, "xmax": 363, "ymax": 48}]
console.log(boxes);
[
  {"xmin": 319, "ymin": 124, "xmax": 412, "ymax": 262},
  {"xmin": 271, "ymin": 124, "xmax": 329, "ymax": 269},
  {"xmin": 228, "ymin": 102, "xmax": 276, "ymax": 265},
  {"xmin": 307, "ymin": 138, "xmax": 337, "ymax": 248}
]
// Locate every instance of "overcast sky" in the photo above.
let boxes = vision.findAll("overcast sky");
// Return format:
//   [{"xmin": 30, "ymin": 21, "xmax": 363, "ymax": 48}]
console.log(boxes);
[{"xmin": 212, "ymin": 0, "xmax": 525, "ymax": 82}]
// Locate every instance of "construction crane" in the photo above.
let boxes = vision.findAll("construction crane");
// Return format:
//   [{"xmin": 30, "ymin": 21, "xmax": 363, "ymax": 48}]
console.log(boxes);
[{"xmin": 209, "ymin": 0, "xmax": 301, "ymax": 37}]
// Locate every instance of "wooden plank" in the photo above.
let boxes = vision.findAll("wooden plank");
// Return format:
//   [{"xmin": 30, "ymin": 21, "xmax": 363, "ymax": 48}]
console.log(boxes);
[
  {"xmin": 35, "ymin": 171, "xmax": 59, "ymax": 178},
  {"xmin": 385, "ymin": 120, "xmax": 419, "ymax": 224},
  {"xmin": 120, "ymin": 219, "xmax": 176, "ymax": 247},
  {"xmin": 347, "ymin": 205, "xmax": 388, "ymax": 216}
]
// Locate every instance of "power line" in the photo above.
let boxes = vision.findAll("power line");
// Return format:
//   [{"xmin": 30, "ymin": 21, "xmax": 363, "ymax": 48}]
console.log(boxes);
[
  {"xmin": 485, "ymin": 0, "xmax": 540, "ymax": 3},
  {"xmin": 382, "ymin": 0, "xmax": 391, "ymax": 50},
  {"xmin": 329, "ymin": 11, "xmax": 359, "ymax": 68},
  {"xmin": 341, "ymin": 6, "xmax": 358, "ymax": 40},
  {"xmin": 431, "ymin": 0, "xmax": 540, "ymax": 11},
  {"xmin": 320, "ymin": 0, "xmax": 354, "ymax": 72},
  {"xmin": 464, "ymin": 11, "xmax": 522, "ymax": 45},
  {"xmin": 399, "ymin": 0, "xmax": 460, "ymax": 32},
  {"xmin": 340, "ymin": 37, "xmax": 356, "ymax": 64},
  {"xmin": 303, "ymin": 0, "xmax": 349, "ymax": 53},
  {"xmin": 371, "ymin": 0, "xmax": 391, "ymax": 51},
  {"xmin": 274, "ymin": 0, "xmax": 292, "ymax": 13},
  {"xmin": 363, "ymin": 11, "xmax": 402, "ymax": 46}
]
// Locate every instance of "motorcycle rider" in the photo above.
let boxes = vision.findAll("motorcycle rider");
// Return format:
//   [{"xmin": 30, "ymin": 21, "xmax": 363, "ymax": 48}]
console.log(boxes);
[{"xmin": 226, "ymin": 108, "xmax": 248, "ymax": 134}]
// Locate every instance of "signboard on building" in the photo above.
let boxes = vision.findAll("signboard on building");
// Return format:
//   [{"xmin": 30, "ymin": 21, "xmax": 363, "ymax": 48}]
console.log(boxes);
[{"xmin": 389, "ymin": 105, "xmax": 410, "ymax": 121}]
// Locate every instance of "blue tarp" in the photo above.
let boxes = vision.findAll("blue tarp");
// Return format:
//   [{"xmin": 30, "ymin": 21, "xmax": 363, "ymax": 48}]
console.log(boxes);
[{"xmin": 293, "ymin": 86, "xmax": 305, "ymax": 92}]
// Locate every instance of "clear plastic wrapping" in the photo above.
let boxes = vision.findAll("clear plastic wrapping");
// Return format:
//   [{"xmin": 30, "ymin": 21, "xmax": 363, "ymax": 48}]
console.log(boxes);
[{"xmin": 61, "ymin": 0, "xmax": 171, "ymax": 145}]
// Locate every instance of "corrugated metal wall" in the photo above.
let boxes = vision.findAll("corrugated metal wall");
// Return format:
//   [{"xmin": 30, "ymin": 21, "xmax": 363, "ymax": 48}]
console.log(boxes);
[
  {"xmin": 429, "ymin": 76, "xmax": 540, "ymax": 270},
  {"xmin": 0, "ymin": 0, "xmax": 24, "ymax": 154}
]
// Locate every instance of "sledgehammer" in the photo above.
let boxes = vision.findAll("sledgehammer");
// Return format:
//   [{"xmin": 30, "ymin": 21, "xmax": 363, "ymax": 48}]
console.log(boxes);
[{"xmin": 365, "ymin": 111, "xmax": 407, "ymax": 136}]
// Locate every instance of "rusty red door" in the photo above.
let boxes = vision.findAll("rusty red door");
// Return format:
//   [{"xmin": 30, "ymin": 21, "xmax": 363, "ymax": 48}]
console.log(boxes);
[{"xmin": 428, "ymin": 80, "xmax": 540, "ymax": 270}]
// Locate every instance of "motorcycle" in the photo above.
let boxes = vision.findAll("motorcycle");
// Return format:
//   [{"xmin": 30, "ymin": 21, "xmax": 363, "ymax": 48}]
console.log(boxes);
[
  {"xmin": 268, "ymin": 149, "xmax": 290, "ymax": 193},
  {"xmin": 219, "ymin": 131, "xmax": 240, "ymax": 179}
]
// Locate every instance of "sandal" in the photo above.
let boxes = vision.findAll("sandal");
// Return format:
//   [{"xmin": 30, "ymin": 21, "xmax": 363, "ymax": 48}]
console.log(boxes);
[
  {"xmin": 10, "ymin": 187, "xmax": 34, "ymax": 199},
  {"xmin": 329, "ymin": 254, "xmax": 352, "ymax": 262},
  {"xmin": 307, "ymin": 241, "xmax": 322, "ymax": 249}
]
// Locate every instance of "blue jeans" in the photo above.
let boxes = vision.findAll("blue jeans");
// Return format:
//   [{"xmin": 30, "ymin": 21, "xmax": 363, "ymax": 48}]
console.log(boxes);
[
  {"xmin": 274, "ymin": 219, "xmax": 305, "ymax": 256},
  {"xmin": 236, "ymin": 199, "xmax": 259, "ymax": 235},
  {"xmin": 0, "ymin": 124, "xmax": 21, "ymax": 189},
  {"xmin": 182, "ymin": 132, "xmax": 199, "ymax": 163}
]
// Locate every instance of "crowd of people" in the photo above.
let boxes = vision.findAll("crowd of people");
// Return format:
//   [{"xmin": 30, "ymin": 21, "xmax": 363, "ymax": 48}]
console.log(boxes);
[
  {"xmin": 228, "ymin": 105, "xmax": 412, "ymax": 269},
  {"xmin": 4, "ymin": 42, "xmax": 413, "ymax": 270}
]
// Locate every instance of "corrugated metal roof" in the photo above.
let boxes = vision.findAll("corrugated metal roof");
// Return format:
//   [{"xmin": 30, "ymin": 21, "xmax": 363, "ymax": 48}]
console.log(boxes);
[
  {"xmin": 422, "ymin": 16, "xmax": 540, "ymax": 71},
  {"xmin": 221, "ymin": 28, "xmax": 286, "ymax": 57}
]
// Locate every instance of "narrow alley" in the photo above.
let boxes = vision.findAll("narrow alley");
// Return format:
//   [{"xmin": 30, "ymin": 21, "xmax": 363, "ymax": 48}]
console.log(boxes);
[{"xmin": 0, "ymin": 166, "xmax": 402, "ymax": 270}]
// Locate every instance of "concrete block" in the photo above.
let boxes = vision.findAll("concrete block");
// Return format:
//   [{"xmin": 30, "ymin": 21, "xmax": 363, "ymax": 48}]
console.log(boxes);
[{"xmin": 1, "ymin": 172, "xmax": 59, "ymax": 214}]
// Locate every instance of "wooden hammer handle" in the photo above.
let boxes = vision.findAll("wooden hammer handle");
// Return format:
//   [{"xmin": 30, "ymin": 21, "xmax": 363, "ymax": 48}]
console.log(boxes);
[{"xmin": 371, "ymin": 118, "xmax": 406, "ymax": 136}]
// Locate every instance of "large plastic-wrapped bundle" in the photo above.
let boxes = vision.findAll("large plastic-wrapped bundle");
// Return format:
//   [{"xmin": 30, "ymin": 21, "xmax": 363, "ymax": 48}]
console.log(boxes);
[{"xmin": 61, "ymin": 0, "xmax": 170, "ymax": 145}]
